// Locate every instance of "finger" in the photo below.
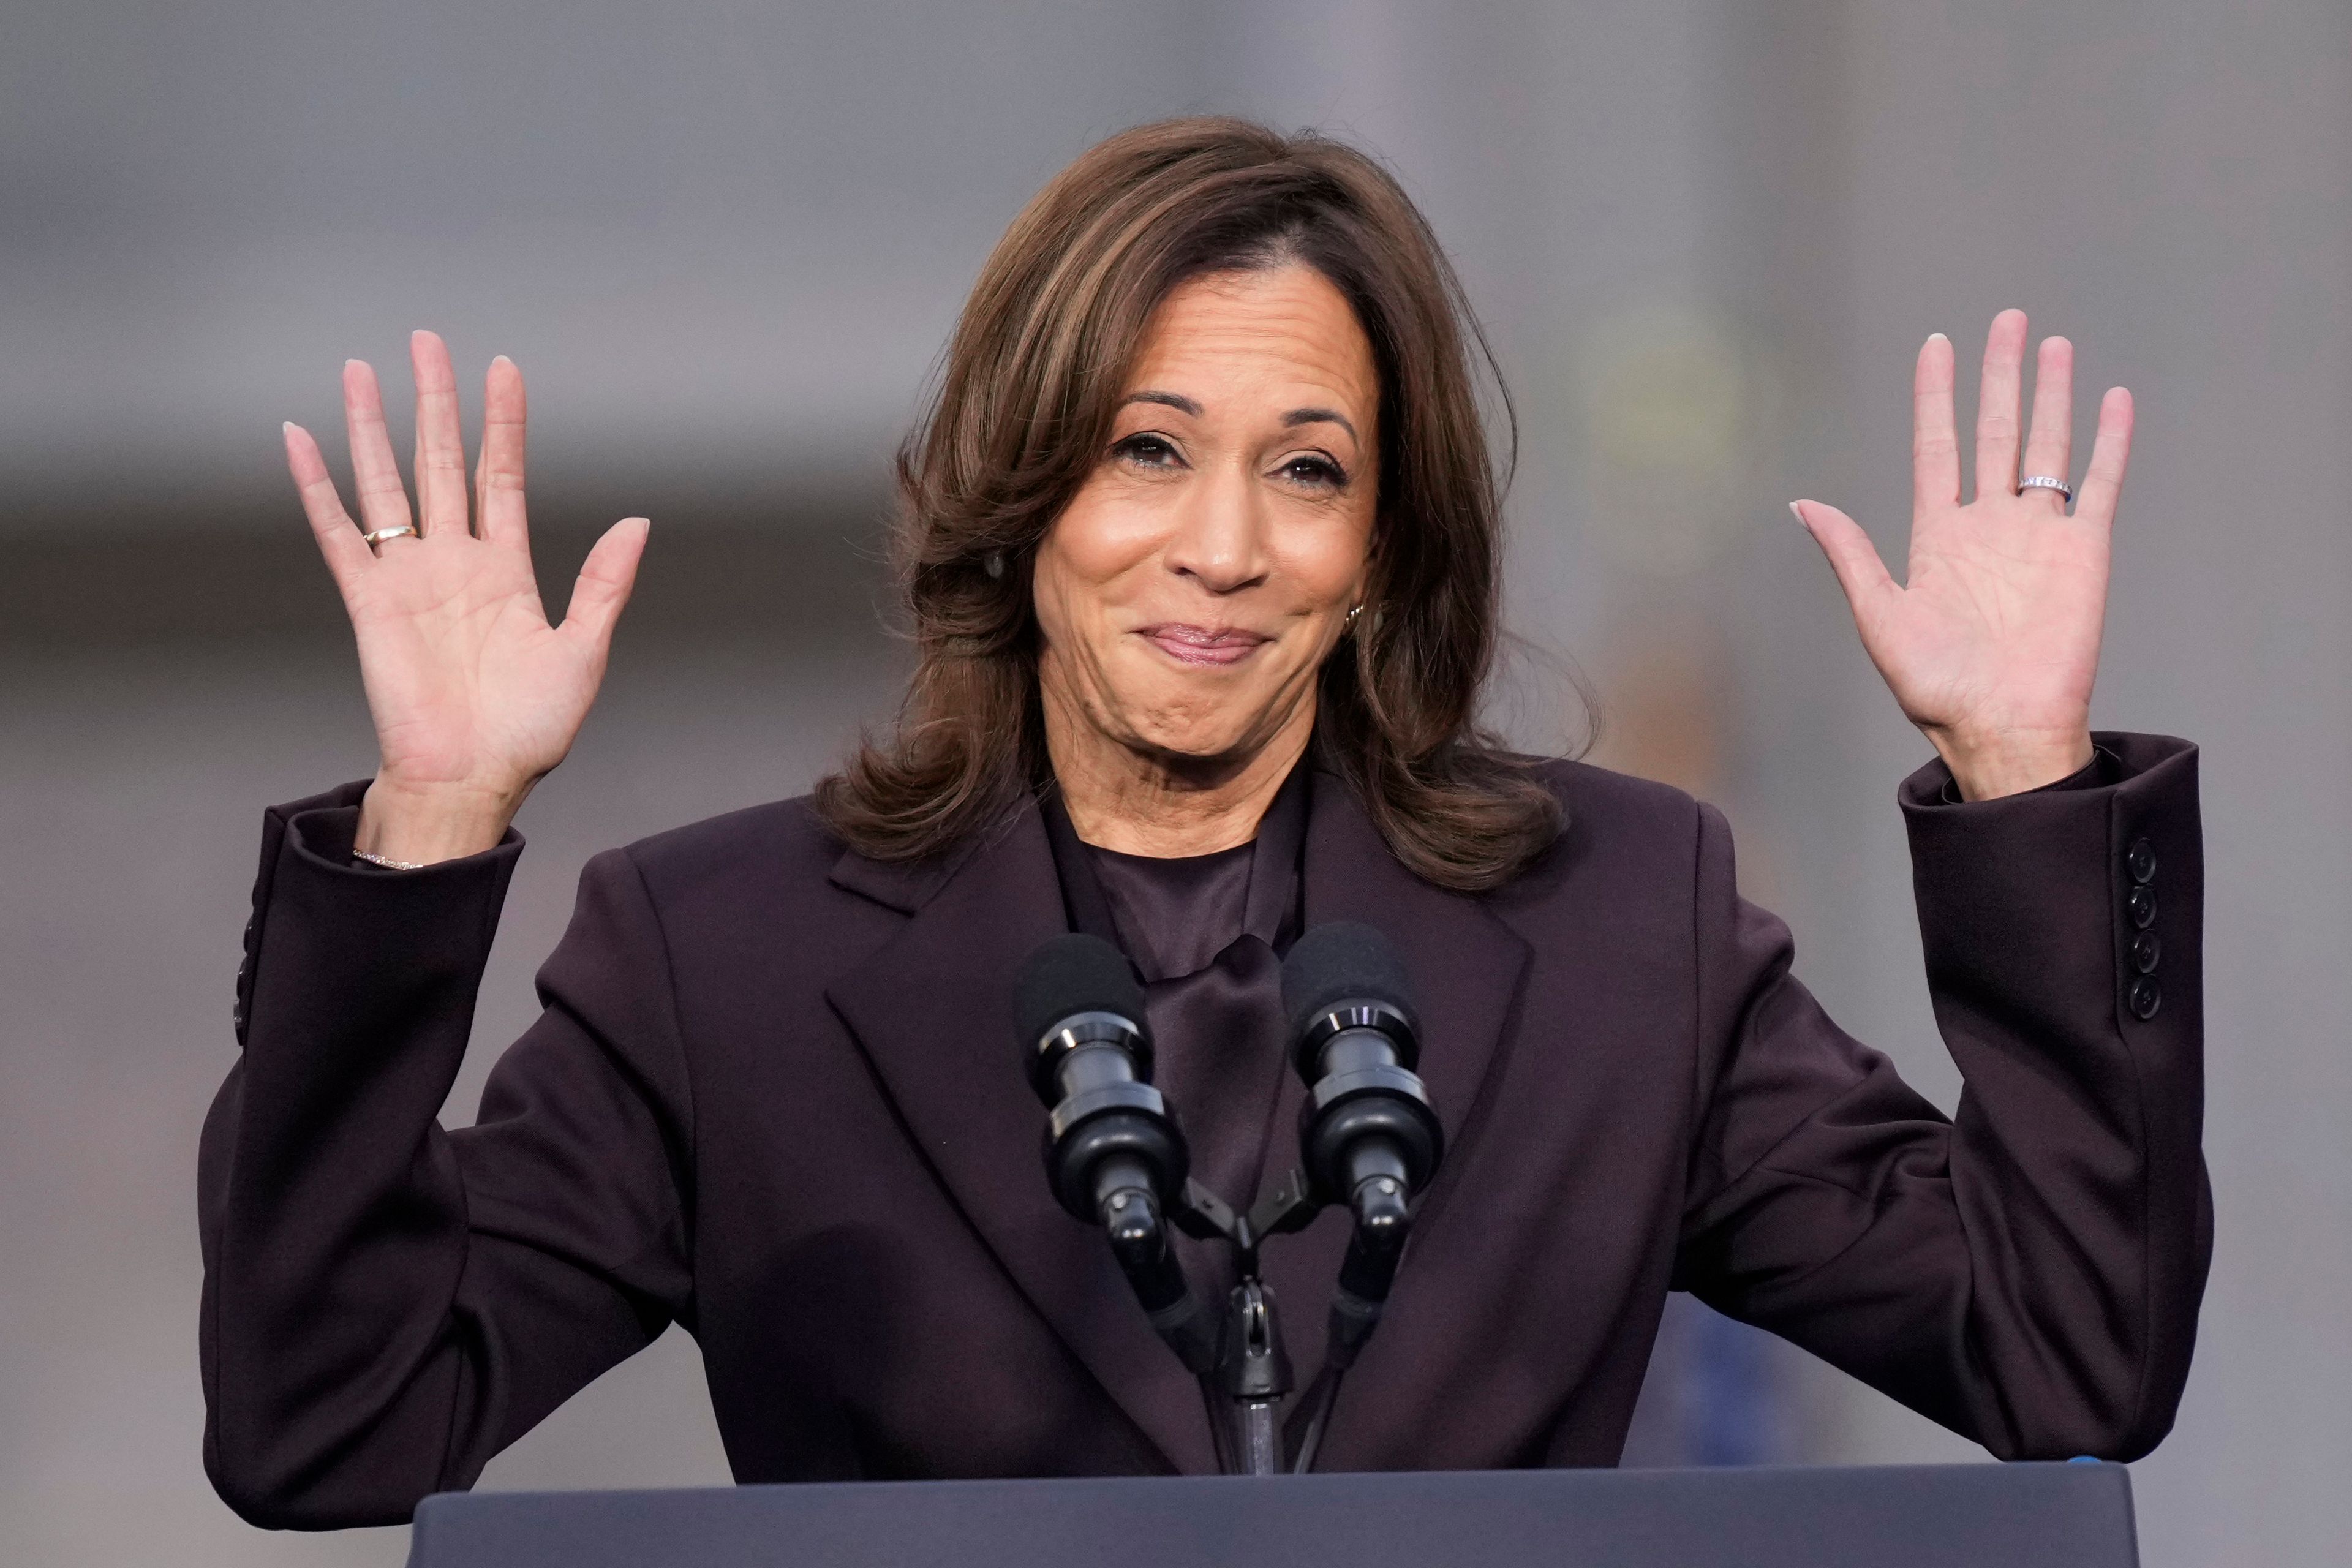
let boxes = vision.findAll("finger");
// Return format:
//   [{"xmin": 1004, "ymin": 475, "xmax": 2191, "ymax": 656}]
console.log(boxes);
[
  {"xmin": 1792, "ymin": 499, "xmax": 1901, "ymax": 631},
  {"xmin": 477, "ymin": 355, "xmax": 530, "ymax": 552},
  {"xmin": 1912, "ymin": 333, "xmax": 1961, "ymax": 512},
  {"xmin": 2018, "ymin": 334, "xmax": 2075, "ymax": 513},
  {"xmin": 410, "ymin": 330, "xmax": 470, "ymax": 538},
  {"xmin": 342, "ymin": 359, "xmax": 416, "ymax": 541},
  {"xmin": 283, "ymin": 421, "xmax": 372, "ymax": 589},
  {"xmin": 1972, "ymin": 308, "xmax": 2029, "ymax": 503},
  {"xmin": 2072, "ymin": 387, "xmax": 2135, "ymax": 529},
  {"xmin": 559, "ymin": 517, "xmax": 650, "ymax": 655}
]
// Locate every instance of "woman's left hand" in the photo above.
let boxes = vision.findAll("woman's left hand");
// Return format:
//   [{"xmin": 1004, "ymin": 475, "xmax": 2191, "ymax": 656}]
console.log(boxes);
[{"xmin": 1795, "ymin": 309, "xmax": 2134, "ymax": 800}]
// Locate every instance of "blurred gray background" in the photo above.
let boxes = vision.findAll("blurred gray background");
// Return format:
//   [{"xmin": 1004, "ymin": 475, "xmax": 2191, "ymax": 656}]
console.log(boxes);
[{"xmin": 2, "ymin": 2, "xmax": 2344, "ymax": 1564}]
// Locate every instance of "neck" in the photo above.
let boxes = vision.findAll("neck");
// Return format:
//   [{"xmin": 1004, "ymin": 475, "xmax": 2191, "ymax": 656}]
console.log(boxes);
[{"xmin": 1042, "ymin": 691, "xmax": 1314, "ymax": 858}]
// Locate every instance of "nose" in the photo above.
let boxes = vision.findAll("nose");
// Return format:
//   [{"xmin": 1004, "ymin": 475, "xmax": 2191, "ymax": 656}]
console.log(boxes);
[{"xmin": 1163, "ymin": 461, "xmax": 1270, "ymax": 595}]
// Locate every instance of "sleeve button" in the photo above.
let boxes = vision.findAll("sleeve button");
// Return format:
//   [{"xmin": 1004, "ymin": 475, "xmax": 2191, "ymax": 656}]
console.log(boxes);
[
  {"xmin": 2131, "ymin": 931, "xmax": 2161, "ymax": 973},
  {"xmin": 2128, "ymin": 884, "xmax": 2157, "ymax": 929},
  {"xmin": 2127, "ymin": 974, "xmax": 2162, "ymax": 1020},
  {"xmin": 2127, "ymin": 838, "xmax": 2158, "ymax": 884}
]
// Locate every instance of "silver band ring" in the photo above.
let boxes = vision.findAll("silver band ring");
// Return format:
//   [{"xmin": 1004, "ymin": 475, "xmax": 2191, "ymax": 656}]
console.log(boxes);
[
  {"xmin": 362, "ymin": 524, "xmax": 420, "ymax": 549},
  {"xmin": 2018, "ymin": 475, "xmax": 2073, "ymax": 505}
]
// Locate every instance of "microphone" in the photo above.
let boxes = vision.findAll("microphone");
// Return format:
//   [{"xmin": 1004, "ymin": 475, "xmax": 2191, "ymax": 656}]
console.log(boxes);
[
  {"xmin": 1016, "ymin": 933, "xmax": 1213, "ymax": 1372},
  {"xmin": 1282, "ymin": 921, "xmax": 1444, "ymax": 1234},
  {"xmin": 1281, "ymin": 921, "xmax": 1444, "ymax": 1376}
]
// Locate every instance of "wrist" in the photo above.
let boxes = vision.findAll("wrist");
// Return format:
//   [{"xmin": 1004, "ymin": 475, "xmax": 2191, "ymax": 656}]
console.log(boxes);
[
  {"xmin": 356, "ymin": 775, "xmax": 527, "ymax": 865},
  {"xmin": 1924, "ymin": 725, "xmax": 2095, "ymax": 802}
]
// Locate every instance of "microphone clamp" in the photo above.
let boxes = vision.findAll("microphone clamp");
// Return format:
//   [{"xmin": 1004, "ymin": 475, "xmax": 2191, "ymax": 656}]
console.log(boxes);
[
  {"xmin": 1028, "ymin": 1009, "xmax": 1189, "ymax": 1226},
  {"xmin": 1292, "ymin": 1000, "xmax": 1444, "ymax": 1211},
  {"xmin": 1291, "ymin": 1000, "xmax": 1421, "ymax": 1075}
]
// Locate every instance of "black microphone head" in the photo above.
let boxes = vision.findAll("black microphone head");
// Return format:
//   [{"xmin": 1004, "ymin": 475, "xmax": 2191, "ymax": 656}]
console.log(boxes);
[
  {"xmin": 1015, "ymin": 932, "xmax": 1147, "ymax": 1052},
  {"xmin": 1281, "ymin": 921, "xmax": 1419, "ymax": 1041}
]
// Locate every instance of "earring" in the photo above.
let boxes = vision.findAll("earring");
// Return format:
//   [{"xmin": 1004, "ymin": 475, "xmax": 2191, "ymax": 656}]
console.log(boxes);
[
  {"xmin": 1344, "ymin": 603, "xmax": 1364, "ymax": 626},
  {"xmin": 984, "ymin": 551, "xmax": 1006, "ymax": 581}
]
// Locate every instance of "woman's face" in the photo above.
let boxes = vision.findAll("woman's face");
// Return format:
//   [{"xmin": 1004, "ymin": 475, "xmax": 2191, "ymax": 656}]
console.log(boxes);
[{"xmin": 1033, "ymin": 264, "xmax": 1379, "ymax": 772}]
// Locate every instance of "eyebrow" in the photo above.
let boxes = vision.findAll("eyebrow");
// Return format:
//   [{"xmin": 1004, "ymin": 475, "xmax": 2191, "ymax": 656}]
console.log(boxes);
[
  {"xmin": 1120, "ymin": 390, "xmax": 1360, "ymax": 444},
  {"xmin": 1121, "ymin": 390, "xmax": 1201, "ymax": 417},
  {"xmin": 1283, "ymin": 406, "xmax": 1359, "ymax": 443}
]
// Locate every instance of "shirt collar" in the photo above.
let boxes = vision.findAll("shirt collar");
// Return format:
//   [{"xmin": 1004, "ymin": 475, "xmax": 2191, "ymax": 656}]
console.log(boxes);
[{"xmin": 1039, "ymin": 754, "xmax": 1311, "ymax": 962}]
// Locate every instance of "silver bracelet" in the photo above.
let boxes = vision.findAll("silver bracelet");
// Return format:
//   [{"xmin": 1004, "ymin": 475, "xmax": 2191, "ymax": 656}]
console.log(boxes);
[{"xmin": 352, "ymin": 850, "xmax": 428, "ymax": 872}]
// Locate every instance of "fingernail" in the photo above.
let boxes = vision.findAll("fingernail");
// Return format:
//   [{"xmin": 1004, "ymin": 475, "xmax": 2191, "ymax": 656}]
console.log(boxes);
[
  {"xmin": 282, "ymin": 421, "xmax": 296, "ymax": 434},
  {"xmin": 1927, "ymin": 332, "xmax": 1948, "ymax": 344},
  {"xmin": 1788, "ymin": 500, "xmax": 1808, "ymax": 526}
]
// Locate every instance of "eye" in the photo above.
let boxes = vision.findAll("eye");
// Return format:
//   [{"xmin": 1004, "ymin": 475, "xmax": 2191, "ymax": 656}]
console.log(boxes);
[
  {"xmin": 1276, "ymin": 453, "xmax": 1349, "ymax": 490},
  {"xmin": 1112, "ymin": 432, "xmax": 1183, "ymax": 469}
]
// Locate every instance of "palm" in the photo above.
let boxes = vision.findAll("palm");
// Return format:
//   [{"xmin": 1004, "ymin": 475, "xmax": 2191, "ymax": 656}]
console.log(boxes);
[
  {"xmin": 342, "ymin": 532, "xmax": 598, "ymax": 788},
  {"xmin": 285, "ymin": 334, "xmax": 647, "ymax": 829},
  {"xmin": 1796, "ymin": 311, "xmax": 2135, "ymax": 797}
]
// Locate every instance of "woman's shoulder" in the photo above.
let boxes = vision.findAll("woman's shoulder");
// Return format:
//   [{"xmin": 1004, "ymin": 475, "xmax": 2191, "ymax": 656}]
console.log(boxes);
[
  {"xmin": 1482, "ymin": 753, "xmax": 1717, "ymax": 907},
  {"xmin": 1504, "ymin": 752, "xmax": 1712, "ymax": 848},
  {"xmin": 597, "ymin": 793, "xmax": 854, "ymax": 912},
  {"xmin": 1525, "ymin": 753, "xmax": 1705, "ymax": 824}
]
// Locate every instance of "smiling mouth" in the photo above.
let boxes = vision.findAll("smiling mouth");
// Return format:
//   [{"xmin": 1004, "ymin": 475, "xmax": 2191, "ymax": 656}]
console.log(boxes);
[{"xmin": 1137, "ymin": 624, "xmax": 1272, "ymax": 667}]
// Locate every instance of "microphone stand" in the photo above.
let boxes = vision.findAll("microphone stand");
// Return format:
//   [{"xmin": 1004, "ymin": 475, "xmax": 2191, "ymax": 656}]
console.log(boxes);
[
  {"xmin": 1031, "ymin": 928, "xmax": 1439, "ymax": 1476},
  {"xmin": 1101, "ymin": 1166, "xmax": 1403, "ymax": 1475},
  {"xmin": 1171, "ymin": 1177, "xmax": 1303, "ymax": 1475}
]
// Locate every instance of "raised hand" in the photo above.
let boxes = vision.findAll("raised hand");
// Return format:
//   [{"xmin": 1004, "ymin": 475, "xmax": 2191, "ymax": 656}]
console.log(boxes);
[
  {"xmin": 285, "ymin": 331, "xmax": 649, "ymax": 863},
  {"xmin": 1794, "ymin": 309, "xmax": 2133, "ymax": 800}
]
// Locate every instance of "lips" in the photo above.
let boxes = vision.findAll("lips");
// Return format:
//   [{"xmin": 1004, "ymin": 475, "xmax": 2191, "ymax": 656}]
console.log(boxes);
[{"xmin": 1137, "ymin": 623, "xmax": 1272, "ymax": 667}]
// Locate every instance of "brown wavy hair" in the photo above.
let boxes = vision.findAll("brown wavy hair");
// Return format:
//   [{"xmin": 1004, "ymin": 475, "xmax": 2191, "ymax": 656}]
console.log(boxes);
[{"xmin": 815, "ymin": 116, "xmax": 1562, "ymax": 891}]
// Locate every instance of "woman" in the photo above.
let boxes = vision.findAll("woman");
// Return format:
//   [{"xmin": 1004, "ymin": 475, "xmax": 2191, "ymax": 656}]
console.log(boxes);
[{"xmin": 202, "ymin": 119, "xmax": 2207, "ymax": 1528}]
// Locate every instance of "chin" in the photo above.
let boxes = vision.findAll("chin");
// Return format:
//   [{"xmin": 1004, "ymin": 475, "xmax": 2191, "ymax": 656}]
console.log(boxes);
[
  {"xmin": 1116, "ymin": 685, "xmax": 1288, "ymax": 767},
  {"xmin": 1125, "ymin": 715, "xmax": 1256, "ymax": 764}
]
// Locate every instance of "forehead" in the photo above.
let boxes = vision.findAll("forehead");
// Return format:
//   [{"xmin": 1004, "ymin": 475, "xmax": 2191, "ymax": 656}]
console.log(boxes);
[{"xmin": 1126, "ymin": 265, "xmax": 1377, "ymax": 415}]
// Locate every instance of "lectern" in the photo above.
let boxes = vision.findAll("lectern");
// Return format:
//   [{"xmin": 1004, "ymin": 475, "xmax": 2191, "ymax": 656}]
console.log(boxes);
[{"xmin": 405, "ymin": 1462, "xmax": 2139, "ymax": 1568}]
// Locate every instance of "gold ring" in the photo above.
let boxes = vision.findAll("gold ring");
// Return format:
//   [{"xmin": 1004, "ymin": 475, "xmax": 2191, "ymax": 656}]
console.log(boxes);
[{"xmin": 362, "ymin": 524, "xmax": 420, "ymax": 549}]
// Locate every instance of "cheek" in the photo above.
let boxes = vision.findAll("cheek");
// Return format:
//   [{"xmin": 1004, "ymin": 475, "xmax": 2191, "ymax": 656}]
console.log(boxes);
[
  {"xmin": 1059, "ymin": 485, "xmax": 1169, "ymax": 575},
  {"xmin": 1272, "ymin": 502, "xmax": 1376, "ymax": 613},
  {"xmin": 1034, "ymin": 485, "xmax": 1162, "ymax": 639}
]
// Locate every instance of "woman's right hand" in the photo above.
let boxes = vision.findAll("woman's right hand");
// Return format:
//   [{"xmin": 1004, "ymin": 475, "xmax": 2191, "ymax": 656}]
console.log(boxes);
[{"xmin": 285, "ymin": 331, "xmax": 649, "ymax": 865}]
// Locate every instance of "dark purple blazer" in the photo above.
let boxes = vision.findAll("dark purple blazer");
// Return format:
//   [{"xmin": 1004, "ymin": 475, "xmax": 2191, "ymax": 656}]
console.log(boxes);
[{"xmin": 198, "ymin": 734, "xmax": 2209, "ymax": 1529}]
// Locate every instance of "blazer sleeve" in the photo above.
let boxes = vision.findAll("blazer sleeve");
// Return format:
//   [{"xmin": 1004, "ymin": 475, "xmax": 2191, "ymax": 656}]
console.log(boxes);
[
  {"xmin": 1672, "ymin": 732, "xmax": 2211, "ymax": 1461},
  {"xmin": 198, "ymin": 784, "xmax": 697, "ymax": 1529}
]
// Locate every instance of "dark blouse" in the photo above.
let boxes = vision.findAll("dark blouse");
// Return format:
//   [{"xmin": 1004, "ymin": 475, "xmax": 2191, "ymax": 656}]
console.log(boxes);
[{"xmin": 1040, "ymin": 766, "xmax": 1310, "ymax": 1292}]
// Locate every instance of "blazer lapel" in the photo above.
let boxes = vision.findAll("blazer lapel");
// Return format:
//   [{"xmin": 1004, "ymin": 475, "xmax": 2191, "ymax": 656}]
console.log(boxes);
[
  {"xmin": 1300, "ymin": 771, "xmax": 1535, "ymax": 1186},
  {"xmin": 823, "ymin": 803, "xmax": 1218, "ymax": 1474},
  {"xmin": 1290, "ymin": 774, "xmax": 1536, "ymax": 1469},
  {"xmin": 1294, "ymin": 772, "xmax": 1540, "ymax": 1468}
]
